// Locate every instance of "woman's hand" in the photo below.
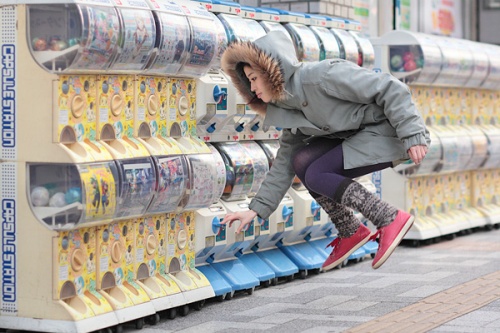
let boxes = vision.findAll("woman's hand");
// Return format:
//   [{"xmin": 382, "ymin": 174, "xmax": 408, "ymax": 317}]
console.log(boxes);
[
  {"xmin": 408, "ymin": 145, "xmax": 428, "ymax": 165},
  {"xmin": 220, "ymin": 210, "xmax": 258, "ymax": 233}
]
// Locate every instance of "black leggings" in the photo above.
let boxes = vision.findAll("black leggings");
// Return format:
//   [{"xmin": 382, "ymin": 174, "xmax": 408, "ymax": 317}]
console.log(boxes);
[{"xmin": 292, "ymin": 137, "xmax": 392, "ymax": 198}]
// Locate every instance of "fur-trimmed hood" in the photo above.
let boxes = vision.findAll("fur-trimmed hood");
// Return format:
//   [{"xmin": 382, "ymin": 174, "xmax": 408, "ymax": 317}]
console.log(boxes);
[{"xmin": 221, "ymin": 31, "xmax": 301, "ymax": 115}]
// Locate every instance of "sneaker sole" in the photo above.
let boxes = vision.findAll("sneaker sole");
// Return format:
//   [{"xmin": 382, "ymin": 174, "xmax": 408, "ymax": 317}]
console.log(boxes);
[
  {"xmin": 321, "ymin": 233, "xmax": 372, "ymax": 272},
  {"xmin": 372, "ymin": 215, "xmax": 415, "ymax": 269}
]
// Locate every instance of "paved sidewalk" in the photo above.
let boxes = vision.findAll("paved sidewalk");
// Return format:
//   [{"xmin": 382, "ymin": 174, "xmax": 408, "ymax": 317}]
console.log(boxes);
[{"xmin": 123, "ymin": 228, "xmax": 500, "ymax": 332}]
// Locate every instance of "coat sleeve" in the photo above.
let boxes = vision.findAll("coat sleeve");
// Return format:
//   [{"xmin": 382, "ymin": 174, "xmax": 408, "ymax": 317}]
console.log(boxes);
[
  {"xmin": 248, "ymin": 127, "xmax": 308, "ymax": 219},
  {"xmin": 320, "ymin": 60, "xmax": 428, "ymax": 151}
]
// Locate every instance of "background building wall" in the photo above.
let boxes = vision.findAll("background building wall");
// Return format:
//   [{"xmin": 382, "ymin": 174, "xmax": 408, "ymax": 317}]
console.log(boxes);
[{"xmin": 478, "ymin": 0, "xmax": 500, "ymax": 44}]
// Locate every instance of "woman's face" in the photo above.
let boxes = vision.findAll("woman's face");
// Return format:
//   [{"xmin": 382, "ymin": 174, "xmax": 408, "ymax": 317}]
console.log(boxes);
[{"xmin": 244, "ymin": 65, "xmax": 272, "ymax": 103}]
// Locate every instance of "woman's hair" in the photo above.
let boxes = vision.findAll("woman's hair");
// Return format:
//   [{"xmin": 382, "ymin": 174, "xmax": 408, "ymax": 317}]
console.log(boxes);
[
  {"xmin": 235, "ymin": 61, "xmax": 250, "ymax": 76},
  {"xmin": 235, "ymin": 62, "xmax": 259, "ymax": 105},
  {"xmin": 234, "ymin": 62, "xmax": 269, "ymax": 106}
]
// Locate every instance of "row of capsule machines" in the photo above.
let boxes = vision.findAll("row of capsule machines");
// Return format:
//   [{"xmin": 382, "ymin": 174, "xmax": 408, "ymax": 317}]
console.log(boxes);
[
  {"xmin": 0, "ymin": 0, "xmax": 376, "ymax": 332},
  {"xmin": 371, "ymin": 31, "xmax": 500, "ymax": 245}
]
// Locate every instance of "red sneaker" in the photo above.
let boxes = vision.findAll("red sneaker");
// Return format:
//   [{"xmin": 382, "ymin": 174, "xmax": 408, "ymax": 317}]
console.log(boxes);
[
  {"xmin": 321, "ymin": 224, "xmax": 372, "ymax": 272},
  {"xmin": 372, "ymin": 211, "xmax": 415, "ymax": 269}
]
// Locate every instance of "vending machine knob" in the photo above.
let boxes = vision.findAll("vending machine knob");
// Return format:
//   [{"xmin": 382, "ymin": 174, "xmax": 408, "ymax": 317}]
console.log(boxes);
[
  {"xmin": 71, "ymin": 94, "xmax": 85, "ymax": 118},
  {"xmin": 282, "ymin": 205, "xmax": 293, "ymax": 219},
  {"xmin": 177, "ymin": 229, "xmax": 187, "ymax": 250},
  {"xmin": 311, "ymin": 201, "xmax": 321, "ymax": 214},
  {"xmin": 178, "ymin": 96, "xmax": 188, "ymax": 116},
  {"xmin": 146, "ymin": 234, "xmax": 157, "ymax": 255},
  {"xmin": 71, "ymin": 248, "xmax": 85, "ymax": 272},
  {"xmin": 207, "ymin": 123, "xmax": 217, "ymax": 133},
  {"xmin": 212, "ymin": 217, "xmax": 224, "ymax": 234},
  {"xmin": 235, "ymin": 123, "xmax": 244, "ymax": 132},
  {"xmin": 111, "ymin": 241, "xmax": 123, "ymax": 263},
  {"xmin": 251, "ymin": 122, "xmax": 260, "ymax": 131},
  {"xmin": 213, "ymin": 85, "xmax": 227, "ymax": 103}
]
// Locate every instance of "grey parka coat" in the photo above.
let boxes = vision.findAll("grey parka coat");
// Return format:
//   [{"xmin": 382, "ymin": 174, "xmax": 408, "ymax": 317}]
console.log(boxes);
[{"xmin": 221, "ymin": 30, "xmax": 430, "ymax": 219}]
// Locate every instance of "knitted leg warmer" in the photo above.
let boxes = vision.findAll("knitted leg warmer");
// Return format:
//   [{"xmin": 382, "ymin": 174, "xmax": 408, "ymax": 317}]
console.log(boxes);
[
  {"xmin": 333, "ymin": 179, "xmax": 398, "ymax": 228},
  {"xmin": 315, "ymin": 196, "xmax": 360, "ymax": 238}
]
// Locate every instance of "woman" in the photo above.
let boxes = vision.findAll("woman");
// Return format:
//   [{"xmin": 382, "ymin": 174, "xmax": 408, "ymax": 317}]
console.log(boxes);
[{"xmin": 220, "ymin": 31, "xmax": 429, "ymax": 271}]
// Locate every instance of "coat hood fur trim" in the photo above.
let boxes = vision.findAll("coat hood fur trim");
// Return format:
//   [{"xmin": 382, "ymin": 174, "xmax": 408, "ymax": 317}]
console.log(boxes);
[{"xmin": 221, "ymin": 39, "xmax": 286, "ymax": 116}]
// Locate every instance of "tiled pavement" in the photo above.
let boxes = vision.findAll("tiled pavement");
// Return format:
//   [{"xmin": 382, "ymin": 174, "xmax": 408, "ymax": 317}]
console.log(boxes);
[{"xmin": 121, "ymin": 227, "xmax": 500, "ymax": 333}]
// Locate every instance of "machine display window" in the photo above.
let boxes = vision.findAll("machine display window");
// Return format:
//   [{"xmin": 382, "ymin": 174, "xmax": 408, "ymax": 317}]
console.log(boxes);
[
  {"xmin": 310, "ymin": 26, "xmax": 341, "ymax": 61},
  {"xmin": 28, "ymin": 162, "xmax": 118, "ymax": 230},
  {"xmin": 330, "ymin": 28, "xmax": 359, "ymax": 64},
  {"xmin": 349, "ymin": 31, "xmax": 375, "ymax": 69},
  {"xmin": 28, "ymin": 4, "xmax": 120, "ymax": 72},
  {"xmin": 115, "ymin": 157, "xmax": 156, "ymax": 218},
  {"xmin": 177, "ymin": 15, "xmax": 218, "ymax": 77},
  {"xmin": 215, "ymin": 142, "xmax": 254, "ymax": 202},
  {"xmin": 180, "ymin": 154, "xmax": 219, "ymax": 210},
  {"xmin": 217, "ymin": 13, "xmax": 247, "ymax": 43},
  {"xmin": 433, "ymin": 37, "xmax": 474, "ymax": 86},
  {"xmin": 110, "ymin": 6, "xmax": 156, "ymax": 71},
  {"xmin": 240, "ymin": 141, "xmax": 269, "ymax": 197},
  {"xmin": 209, "ymin": 11, "xmax": 229, "ymax": 71},
  {"xmin": 284, "ymin": 23, "xmax": 321, "ymax": 63},
  {"xmin": 147, "ymin": 155, "xmax": 188, "ymax": 214},
  {"xmin": 146, "ymin": 9, "xmax": 190, "ymax": 75},
  {"xmin": 386, "ymin": 34, "xmax": 443, "ymax": 84}
]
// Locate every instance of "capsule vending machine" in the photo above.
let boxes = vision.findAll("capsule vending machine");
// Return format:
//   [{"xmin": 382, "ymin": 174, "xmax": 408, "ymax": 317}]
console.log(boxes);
[
  {"xmin": 193, "ymin": 144, "xmax": 235, "ymax": 299},
  {"xmin": 255, "ymin": 7, "xmax": 291, "ymax": 39},
  {"xmin": 329, "ymin": 18, "xmax": 360, "ymax": 65},
  {"xmin": 139, "ymin": 1, "xmax": 201, "ymax": 318},
  {"xmin": 278, "ymin": 10, "xmax": 320, "ymax": 63},
  {"xmin": 198, "ymin": 1, "xmax": 272, "ymax": 142},
  {"xmin": 372, "ymin": 30, "xmax": 500, "ymax": 244},
  {"xmin": 233, "ymin": 141, "xmax": 279, "ymax": 286},
  {"xmin": 158, "ymin": 0, "xmax": 223, "ymax": 305},
  {"xmin": 251, "ymin": 140, "xmax": 299, "ymax": 282},
  {"xmin": 307, "ymin": 15, "xmax": 341, "ymax": 61},
  {"xmin": 231, "ymin": 6, "xmax": 275, "ymax": 141},
  {"xmin": 472, "ymin": 43, "xmax": 500, "ymax": 226},
  {"xmin": 80, "ymin": 1, "xmax": 165, "ymax": 321},
  {"xmin": 206, "ymin": 141, "xmax": 261, "ymax": 293},
  {"xmin": 0, "ymin": 1, "xmax": 162, "ymax": 331},
  {"xmin": 193, "ymin": 5, "xmax": 234, "ymax": 143},
  {"xmin": 165, "ymin": 149, "xmax": 221, "ymax": 306}
]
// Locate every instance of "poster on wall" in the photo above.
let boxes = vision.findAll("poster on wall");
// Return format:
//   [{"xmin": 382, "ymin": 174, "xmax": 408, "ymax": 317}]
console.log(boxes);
[
  {"xmin": 395, "ymin": 0, "xmax": 419, "ymax": 32},
  {"xmin": 353, "ymin": 0, "xmax": 377, "ymax": 37},
  {"xmin": 421, "ymin": 0, "xmax": 463, "ymax": 38}
]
